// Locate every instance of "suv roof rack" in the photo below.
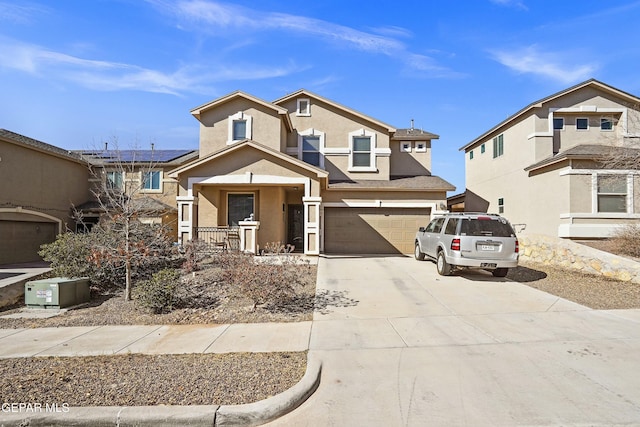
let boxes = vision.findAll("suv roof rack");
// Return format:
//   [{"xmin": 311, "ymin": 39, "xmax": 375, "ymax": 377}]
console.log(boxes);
[{"xmin": 441, "ymin": 212, "xmax": 502, "ymax": 217}]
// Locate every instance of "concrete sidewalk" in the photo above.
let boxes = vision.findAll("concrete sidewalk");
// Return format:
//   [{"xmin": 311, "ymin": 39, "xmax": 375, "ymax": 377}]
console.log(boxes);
[{"xmin": 0, "ymin": 322, "xmax": 312, "ymax": 358}]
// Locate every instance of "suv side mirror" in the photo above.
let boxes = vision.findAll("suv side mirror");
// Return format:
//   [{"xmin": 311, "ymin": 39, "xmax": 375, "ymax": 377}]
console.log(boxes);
[{"xmin": 419, "ymin": 227, "xmax": 425, "ymax": 233}]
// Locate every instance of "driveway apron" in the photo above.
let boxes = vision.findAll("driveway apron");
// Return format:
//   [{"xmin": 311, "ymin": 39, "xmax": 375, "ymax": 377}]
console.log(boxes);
[{"xmin": 267, "ymin": 255, "xmax": 640, "ymax": 426}]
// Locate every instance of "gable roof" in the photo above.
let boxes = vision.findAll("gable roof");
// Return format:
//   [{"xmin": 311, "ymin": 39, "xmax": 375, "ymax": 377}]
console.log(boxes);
[
  {"xmin": 273, "ymin": 89, "xmax": 397, "ymax": 132},
  {"xmin": 392, "ymin": 128, "xmax": 439, "ymax": 141},
  {"xmin": 191, "ymin": 90, "xmax": 293, "ymax": 132},
  {"xmin": 0, "ymin": 128, "xmax": 85, "ymax": 164},
  {"xmin": 524, "ymin": 144, "xmax": 640, "ymax": 172},
  {"xmin": 329, "ymin": 175, "xmax": 455, "ymax": 191},
  {"xmin": 460, "ymin": 79, "xmax": 640, "ymax": 152},
  {"xmin": 168, "ymin": 139, "xmax": 329, "ymax": 179}
]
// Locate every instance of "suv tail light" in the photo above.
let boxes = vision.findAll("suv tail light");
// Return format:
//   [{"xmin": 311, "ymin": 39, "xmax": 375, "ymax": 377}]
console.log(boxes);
[
  {"xmin": 451, "ymin": 238, "xmax": 461, "ymax": 251},
  {"xmin": 515, "ymin": 239, "xmax": 519, "ymax": 253}
]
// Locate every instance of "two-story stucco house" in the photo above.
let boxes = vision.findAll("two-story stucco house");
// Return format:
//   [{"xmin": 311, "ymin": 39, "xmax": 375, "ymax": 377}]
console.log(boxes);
[
  {"xmin": 75, "ymin": 148, "xmax": 198, "ymax": 238},
  {"xmin": 169, "ymin": 89, "xmax": 454, "ymax": 255},
  {"xmin": 0, "ymin": 129, "xmax": 90, "ymax": 264},
  {"xmin": 460, "ymin": 79, "xmax": 640, "ymax": 239}
]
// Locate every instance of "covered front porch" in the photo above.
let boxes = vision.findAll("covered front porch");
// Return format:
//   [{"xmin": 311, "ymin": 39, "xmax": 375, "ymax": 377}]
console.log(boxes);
[{"xmin": 169, "ymin": 140, "xmax": 328, "ymax": 255}]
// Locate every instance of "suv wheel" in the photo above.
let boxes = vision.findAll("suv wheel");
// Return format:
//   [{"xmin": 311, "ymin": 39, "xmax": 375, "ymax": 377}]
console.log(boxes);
[
  {"xmin": 414, "ymin": 243, "xmax": 425, "ymax": 261},
  {"xmin": 436, "ymin": 251, "xmax": 452, "ymax": 276},
  {"xmin": 492, "ymin": 268, "xmax": 508, "ymax": 277}
]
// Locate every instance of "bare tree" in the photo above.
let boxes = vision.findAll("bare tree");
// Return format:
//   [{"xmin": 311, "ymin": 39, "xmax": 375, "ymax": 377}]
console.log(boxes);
[{"xmin": 77, "ymin": 137, "xmax": 176, "ymax": 301}]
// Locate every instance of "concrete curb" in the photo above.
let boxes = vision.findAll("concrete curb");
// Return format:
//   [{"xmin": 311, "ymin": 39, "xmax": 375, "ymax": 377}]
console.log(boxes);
[
  {"xmin": 0, "ymin": 358, "xmax": 321, "ymax": 427},
  {"xmin": 215, "ymin": 357, "xmax": 321, "ymax": 426}
]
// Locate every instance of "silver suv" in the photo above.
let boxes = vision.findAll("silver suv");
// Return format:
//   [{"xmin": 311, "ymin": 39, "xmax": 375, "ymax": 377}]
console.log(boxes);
[{"xmin": 414, "ymin": 212, "xmax": 519, "ymax": 277}]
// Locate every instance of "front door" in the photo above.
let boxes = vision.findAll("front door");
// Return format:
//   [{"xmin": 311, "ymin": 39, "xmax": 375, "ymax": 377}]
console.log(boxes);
[{"xmin": 287, "ymin": 205, "xmax": 303, "ymax": 252}]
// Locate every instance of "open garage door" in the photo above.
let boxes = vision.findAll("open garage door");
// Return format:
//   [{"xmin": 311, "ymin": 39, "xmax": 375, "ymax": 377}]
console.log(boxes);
[
  {"xmin": 324, "ymin": 207, "xmax": 431, "ymax": 254},
  {"xmin": 0, "ymin": 221, "xmax": 57, "ymax": 265}
]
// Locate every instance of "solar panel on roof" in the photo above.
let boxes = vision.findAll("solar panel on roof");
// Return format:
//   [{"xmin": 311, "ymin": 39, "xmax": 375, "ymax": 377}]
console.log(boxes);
[{"xmin": 85, "ymin": 149, "xmax": 193, "ymax": 163}]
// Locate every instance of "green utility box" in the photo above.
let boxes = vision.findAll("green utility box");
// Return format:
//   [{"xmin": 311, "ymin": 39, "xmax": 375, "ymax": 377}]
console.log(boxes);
[{"xmin": 25, "ymin": 277, "xmax": 90, "ymax": 309}]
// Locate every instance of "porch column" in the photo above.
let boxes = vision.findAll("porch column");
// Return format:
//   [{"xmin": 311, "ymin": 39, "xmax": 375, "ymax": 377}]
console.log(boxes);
[
  {"xmin": 238, "ymin": 220, "xmax": 260, "ymax": 254},
  {"xmin": 177, "ymin": 196, "xmax": 198, "ymax": 244},
  {"xmin": 303, "ymin": 196, "xmax": 322, "ymax": 255}
]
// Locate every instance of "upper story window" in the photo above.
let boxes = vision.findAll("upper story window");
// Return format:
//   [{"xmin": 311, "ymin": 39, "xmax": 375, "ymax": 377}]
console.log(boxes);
[
  {"xmin": 600, "ymin": 117, "xmax": 614, "ymax": 131},
  {"xmin": 401, "ymin": 142, "xmax": 412, "ymax": 153},
  {"xmin": 553, "ymin": 117, "xmax": 565, "ymax": 130},
  {"xmin": 469, "ymin": 150, "xmax": 474, "ymax": 160},
  {"xmin": 348, "ymin": 129, "xmax": 376, "ymax": 171},
  {"xmin": 142, "ymin": 170, "xmax": 162, "ymax": 192},
  {"xmin": 480, "ymin": 143, "xmax": 486, "ymax": 154},
  {"xmin": 296, "ymin": 98, "xmax": 311, "ymax": 116},
  {"xmin": 493, "ymin": 134, "xmax": 504, "ymax": 158},
  {"xmin": 106, "ymin": 171, "xmax": 124, "ymax": 190},
  {"xmin": 415, "ymin": 142, "xmax": 427, "ymax": 152},
  {"xmin": 227, "ymin": 111, "xmax": 253, "ymax": 144},
  {"xmin": 298, "ymin": 128, "xmax": 325, "ymax": 168},
  {"xmin": 597, "ymin": 174, "xmax": 627, "ymax": 213},
  {"xmin": 576, "ymin": 117, "xmax": 589, "ymax": 130}
]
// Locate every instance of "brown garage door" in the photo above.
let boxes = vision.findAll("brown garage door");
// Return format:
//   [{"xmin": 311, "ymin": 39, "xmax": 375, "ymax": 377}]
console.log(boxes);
[
  {"xmin": 324, "ymin": 207, "xmax": 431, "ymax": 254},
  {"xmin": 0, "ymin": 221, "xmax": 57, "ymax": 265}
]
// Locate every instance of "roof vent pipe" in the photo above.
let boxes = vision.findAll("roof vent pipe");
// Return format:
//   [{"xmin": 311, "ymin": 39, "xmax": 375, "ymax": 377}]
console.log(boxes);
[{"xmin": 410, "ymin": 119, "xmax": 414, "ymax": 130}]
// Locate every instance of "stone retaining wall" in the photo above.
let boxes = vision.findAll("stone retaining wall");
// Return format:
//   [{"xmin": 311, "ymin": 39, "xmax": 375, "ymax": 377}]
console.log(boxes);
[{"xmin": 519, "ymin": 233, "xmax": 640, "ymax": 284}]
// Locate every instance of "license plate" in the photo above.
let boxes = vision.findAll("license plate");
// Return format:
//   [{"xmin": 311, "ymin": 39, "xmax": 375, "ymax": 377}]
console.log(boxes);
[
  {"xmin": 480, "ymin": 245, "xmax": 496, "ymax": 251},
  {"xmin": 481, "ymin": 263, "xmax": 497, "ymax": 268}
]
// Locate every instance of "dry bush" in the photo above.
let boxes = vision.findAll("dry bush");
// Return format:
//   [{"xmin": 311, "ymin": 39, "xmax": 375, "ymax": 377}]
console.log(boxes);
[
  {"xmin": 215, "ymin": 252, "xmax": 301, "ymax": 309},
  {"xmin": 610, "ymin": 223, "xmax": 640, "ymax": 258}
]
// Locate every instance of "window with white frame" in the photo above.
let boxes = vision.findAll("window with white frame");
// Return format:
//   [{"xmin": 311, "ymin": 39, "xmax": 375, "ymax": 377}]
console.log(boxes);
[
  {"xmin": 498, "ymin": 197, "xmax": 504, "ymax": 214},
  {"xmin": 597, "ymin": 174, "xmax": 627, "ymax": 213},
  {"xmin": 600, "ymin": 117, "xmax": 614, "ymax": 131},
  {"xmin": 400, "ymin": 142, "xmax": 412, "ymax": 153},
  {"xmin": 227, "ymin": 111, "xmax": 252, "ymax": 144},
  {"xmin": 493, "ymin": 134, "xmax": 504, "ymax": 158},
  {"xmin": 142, "ymin": 170, "xmax": 162, "ymax": 192},
  {"xmin": 576, "ymin": 117, "xmax": 589, "ymax": 130},
  {"xmin": 349, "ymin": 129, "xmax": 376, "ymax": 171},
  {"xmin": 106, "ymin": 170, "xmax": 124, "ymax": 190},
  {"xmin": 298, "ymin": 129, "xmax": 325, "ymax": 168},
  {"xmin": 415, "ymin": 142, "xmax": 427, "ymax": 152},
  {"xmin": 296, "ymin": 98, "xmax": 311, "ymax": 116}
]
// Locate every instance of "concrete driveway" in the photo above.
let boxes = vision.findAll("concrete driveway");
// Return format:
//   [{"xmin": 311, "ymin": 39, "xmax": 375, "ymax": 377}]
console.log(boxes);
[{"xmin": 268, "ymin": 255, "xmax": 640, "ymax": 426}]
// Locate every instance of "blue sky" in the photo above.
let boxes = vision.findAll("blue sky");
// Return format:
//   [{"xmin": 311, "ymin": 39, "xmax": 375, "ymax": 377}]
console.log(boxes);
[{"xmin": 2, "ymin": 0, "xmax": 640, "ymax": 194}]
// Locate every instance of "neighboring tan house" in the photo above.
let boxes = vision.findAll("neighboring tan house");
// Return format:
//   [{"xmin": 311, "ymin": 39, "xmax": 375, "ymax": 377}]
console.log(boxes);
[
  {"xmin": 0, "ymin": 129, "xmax": 90, "ymax": 264},
  {"xmin": 169, "ymin": 89, "xmax": 454, "ymax": 255},
  {"xmin": 75, "ymin": 148, "xmax": 199, "ymax": 239},
  {"xmin": 460, "ymin": 79, "xmax": 640, "ymax": 238}
]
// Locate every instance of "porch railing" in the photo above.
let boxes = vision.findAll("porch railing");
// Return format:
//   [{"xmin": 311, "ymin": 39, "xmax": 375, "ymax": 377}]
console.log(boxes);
[{"xmin": 194, "ymin": 226, "xmax": 241, "ymax": 252}]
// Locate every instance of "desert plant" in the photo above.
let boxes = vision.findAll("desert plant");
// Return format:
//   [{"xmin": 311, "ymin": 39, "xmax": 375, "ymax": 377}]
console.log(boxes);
[
  {"xmin": 610, "ymin": 223, "xmax": 640, "ymax": 258},
  {"xmin": 39, "ymin": 232, "xmax": 95, "ymax": 279},
  {"xmin": 218, "ymin": 252, "xmax": 299, "ymax": 310},
  {"xmin": 181, "ymin": 239, "xmax": 209, "ymax": 273},
  {"xmin": 135, "ymin": 268, "xmax": 181, "ymax": 313}
]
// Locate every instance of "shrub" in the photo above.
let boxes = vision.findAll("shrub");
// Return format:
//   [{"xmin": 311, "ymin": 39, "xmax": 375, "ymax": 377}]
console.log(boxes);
[
  {"xmin": 135, "ymin": 268, "xmax": 182, "ymax": 313},
  {"xmin": 218, "ymin": 252, "xmax": 298, "ymax": 309},
  {"xmin": 181, "ymin": 239, "xmax": 209, "ymax": 273},
  {"xmin": 610, "ymin": 223, "xmax": 640, "ymax": 258},
  {"xmin": 39, "ymin": 232, "xmax": 96, "ymax": 279}
]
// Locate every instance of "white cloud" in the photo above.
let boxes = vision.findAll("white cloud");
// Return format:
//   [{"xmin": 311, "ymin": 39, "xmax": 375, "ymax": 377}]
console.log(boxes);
[
  {"xmin": 489, "ymin": 0, "xmax": 528, "ymax": 11},
  {"xmin": 149, "ymin": 0, "xmax": 460, "ymax": 77},
  {"xmin": 0, "ymin": 37, "xmax": 304, "ymax": 95},
  {"xmin": 490, "ymin": 45, "xmax": 597, "ymax": 84},
  {"xmin": 0, "ymin": 2, "xmax": 48, "ymax": 24}
]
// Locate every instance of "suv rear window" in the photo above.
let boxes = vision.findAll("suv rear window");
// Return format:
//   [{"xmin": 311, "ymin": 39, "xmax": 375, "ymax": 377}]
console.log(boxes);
[{"xmin": 459, "ymin": 218, "xmax": 515, "ymax": 237}]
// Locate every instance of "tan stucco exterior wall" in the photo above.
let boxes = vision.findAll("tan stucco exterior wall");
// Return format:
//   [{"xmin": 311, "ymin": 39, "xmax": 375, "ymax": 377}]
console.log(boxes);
[
  {"xmin": 197, "ymin": 98, "xmax": 283, "ymax": 156},
  {"xmin": 389, "ymin": 140, "xmax": 431, "ymax": 176},
  {"xmin": 0, "ymin": 140, "xmax": 89, "ymax": 229}
]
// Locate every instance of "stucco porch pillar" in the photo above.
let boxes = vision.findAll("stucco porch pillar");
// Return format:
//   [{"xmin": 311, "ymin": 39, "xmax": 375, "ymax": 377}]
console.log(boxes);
[
  {"xmin": 177, "ymin": 195, "xmax": 198, "ymax": 244},
  {"xmin": 238, "ymin": 220, "xmax": 260, "ymax": 254},
  {"xmin": 303, "ymin": 196, "xmax": 321, "ymax": 255}
]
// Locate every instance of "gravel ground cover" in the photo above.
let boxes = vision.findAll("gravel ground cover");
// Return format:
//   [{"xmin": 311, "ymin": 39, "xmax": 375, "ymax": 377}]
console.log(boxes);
[{"xmin": 1, "ymin": 255, "xmax": 639, "ymax": 407}]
